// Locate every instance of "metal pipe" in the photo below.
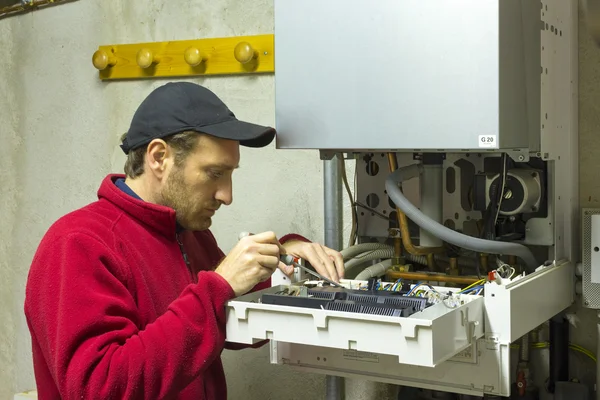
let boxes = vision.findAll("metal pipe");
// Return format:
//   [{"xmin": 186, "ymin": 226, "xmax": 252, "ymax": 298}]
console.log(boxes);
[
  {"xmin": 419, "ymin": 164, "xmax": 443, "ymax": 247},
  {"xmin": 323, "ymin": 154, "xmax": 344, "ymax": 400},
  {"xmin": 386, "ymin": 153, "xmax": 445, "ymax": 262},
  {"xmin": 324, "ymin": 155, "xmax": 343, "ymax": 251},
  {"xmin": 520, "ymin": 335, "xmax": 530, "ymax": 363},
  {"xmin": 385, "ymin": 270, "xmax": 480, "ymax": 285}
]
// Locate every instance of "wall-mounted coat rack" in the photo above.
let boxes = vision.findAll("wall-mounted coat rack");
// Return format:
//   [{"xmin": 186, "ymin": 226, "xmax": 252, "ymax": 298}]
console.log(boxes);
[{"xmin": 92, "ymin": 34, "xmax": 274, "ymax": 80}]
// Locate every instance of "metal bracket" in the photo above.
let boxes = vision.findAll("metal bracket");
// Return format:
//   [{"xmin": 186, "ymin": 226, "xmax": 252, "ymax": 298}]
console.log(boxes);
[
  {"xmin": 319, "ymin": 150, "xmax": 357, "ymax": 160},
  {"xmin": 505, "ymin": 148, "xmax": 531, "ymax": 162}
]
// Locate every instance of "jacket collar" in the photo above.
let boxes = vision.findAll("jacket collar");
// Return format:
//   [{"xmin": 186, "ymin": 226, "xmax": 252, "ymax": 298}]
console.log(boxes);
[{"xmin": 97, "ymin": 174, "xmax": 179, "ymax": 239}]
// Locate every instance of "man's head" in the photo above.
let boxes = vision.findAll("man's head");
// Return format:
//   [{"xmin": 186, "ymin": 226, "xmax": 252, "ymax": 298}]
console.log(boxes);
[{"xmin": 120, "ymin": 82, "xmax": 275, "ymax": 231}]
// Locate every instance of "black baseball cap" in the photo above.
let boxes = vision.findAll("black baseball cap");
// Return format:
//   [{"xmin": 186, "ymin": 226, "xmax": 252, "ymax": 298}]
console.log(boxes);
[{"xmin": 120, "ymin": 82, "xmax": 276, "ymax": 154}]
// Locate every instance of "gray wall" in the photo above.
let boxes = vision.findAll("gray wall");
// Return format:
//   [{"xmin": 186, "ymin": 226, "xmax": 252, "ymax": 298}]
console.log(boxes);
[{"xmin": 0, "ymin": 1, "xmax": 599, "ymax": 399}]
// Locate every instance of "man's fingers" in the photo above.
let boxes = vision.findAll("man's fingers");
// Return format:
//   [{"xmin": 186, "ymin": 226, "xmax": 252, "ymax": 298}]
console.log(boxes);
[
  {"xmin": 256, "ymin": 255, "xmax": 280, "ymax": 271},
  {"xmin": 249, "ymin": 232, "xmax": 286, "ymax": 254},
  {"xmin": 278, "ymin": 261, "xmax": 294, "ymax": 276},
  {"xmin": 313, "ymin": 244, "xmax": 339, "ymax": 282},
  {"xmin": 256, "ymin": 244, "xmax": 281, "ymax": 257},
  {"xmin": 327, "ymin": 250, "xmax": 345, "ymax": 279}
]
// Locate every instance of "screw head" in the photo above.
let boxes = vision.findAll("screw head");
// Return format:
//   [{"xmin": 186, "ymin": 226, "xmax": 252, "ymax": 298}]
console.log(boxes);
[
  {"xmin": 585, "ymin": 301, "xmax": 590, "ymax": 306},
  {"xmin": 518, "ymin": 155, "xmax": 525, "ymax": 161}
]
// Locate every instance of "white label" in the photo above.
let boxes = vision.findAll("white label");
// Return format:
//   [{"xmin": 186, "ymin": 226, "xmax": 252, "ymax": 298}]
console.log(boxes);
[
  {"xmin": 478, "ymin": 135, "xmax": 498, "ymax": 148},
  {"xmin": 343, "ymin": 350, "xmax": 380, "ymax": 363}
]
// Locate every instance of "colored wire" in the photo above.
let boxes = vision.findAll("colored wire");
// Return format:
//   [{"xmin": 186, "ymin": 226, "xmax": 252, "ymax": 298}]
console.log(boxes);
[
  {"xmin": 458, "ymin": 279, "xmax": 486, "ymax": 293},
  {"xmin": 511, "ymin": 342, "xmax": 597, "ymax": 363},
  {"xmin": 407, "ymin": 282, "xmax": 437, "ymax": 296},
  {"xmin": 460, "ymin": 285, "xmax": 484, "ymax": 295}
]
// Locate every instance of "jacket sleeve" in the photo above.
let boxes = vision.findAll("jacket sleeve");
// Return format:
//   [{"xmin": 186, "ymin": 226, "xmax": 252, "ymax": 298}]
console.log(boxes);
[
  {"xmin": 223, "ymin": 232, "xmax": 312, "ymax": 351},
  {"xmin": 24, "ymin": 231, "xmax": 234, "ymax": 400}
]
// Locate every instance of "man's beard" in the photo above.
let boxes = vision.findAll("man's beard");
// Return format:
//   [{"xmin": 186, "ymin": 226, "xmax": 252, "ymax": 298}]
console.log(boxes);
[{"xmin": 158, "ymin": 165, "xmax": 212, "ymax": 231}]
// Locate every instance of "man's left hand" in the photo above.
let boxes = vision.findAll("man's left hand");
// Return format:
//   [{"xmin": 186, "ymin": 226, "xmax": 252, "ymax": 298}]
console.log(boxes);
[{"xmin": 282, "ymin": 241, "xmax": 344, "ymax": 282}]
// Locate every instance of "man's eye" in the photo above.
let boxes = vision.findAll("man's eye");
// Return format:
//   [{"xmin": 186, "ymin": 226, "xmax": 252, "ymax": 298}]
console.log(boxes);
[{"xmin": 209, "ymin": 170, "xmax": 223, "ymax": 179}]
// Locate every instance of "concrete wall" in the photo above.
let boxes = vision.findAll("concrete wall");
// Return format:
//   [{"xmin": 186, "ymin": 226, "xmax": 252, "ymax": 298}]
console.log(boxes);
[{"xmin": 0, "ymin": 0, "xmax": 599, "ymax": 399}]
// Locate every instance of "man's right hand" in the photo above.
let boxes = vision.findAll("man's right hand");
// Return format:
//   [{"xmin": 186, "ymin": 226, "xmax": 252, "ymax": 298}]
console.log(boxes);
[{"xmin": 215, "ymin": 231, "xmax": 285, "ymax": 296}]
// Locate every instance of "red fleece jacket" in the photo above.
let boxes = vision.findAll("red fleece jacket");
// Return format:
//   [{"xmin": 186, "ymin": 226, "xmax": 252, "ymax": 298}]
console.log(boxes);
[{"xmin": 24, "ymin": 174, "xmax": 309, "ymax": 400}]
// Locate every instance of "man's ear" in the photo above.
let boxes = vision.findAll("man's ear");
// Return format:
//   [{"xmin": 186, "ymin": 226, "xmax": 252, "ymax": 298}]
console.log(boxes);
[{"xmin": 145, "ymin": 139, "xmax": 172, "ymax": 179}]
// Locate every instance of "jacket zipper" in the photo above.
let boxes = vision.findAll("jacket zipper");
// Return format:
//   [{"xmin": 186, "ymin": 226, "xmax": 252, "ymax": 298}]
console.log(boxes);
[{"xmin": 176, "ymin": 233, "xmax": 194, "ymax": 282}]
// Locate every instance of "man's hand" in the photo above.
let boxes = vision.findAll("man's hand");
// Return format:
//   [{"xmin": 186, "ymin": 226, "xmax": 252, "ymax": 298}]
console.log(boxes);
[
  {"xmin": 216, "ymin": 231, "xmax": 288, "ymax": 296},
  {"xmin": 282, "ymin": 241, "xmax": 345, "ymax": 282}
]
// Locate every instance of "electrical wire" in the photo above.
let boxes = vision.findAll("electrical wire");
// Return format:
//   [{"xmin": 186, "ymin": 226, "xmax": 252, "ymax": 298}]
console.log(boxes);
[
  {"xmin": 355, "ymin": 202, "xmax": 393, "ymax": 222},
  {"xmin": 495, "ymin": 260, "xmax": 516, "ymax": 279},
  {"xmin": 340, "ymin": 156, "xmax": 358, "ymax": 247},
  {"xmin": 481, "ymin": 153, "xmax": 508, "ymax": 241},
  {"xmin": 460, "ymin": 285, "xmax": 484, "ymax": 295},
  {"xmin": 458, "ymin": 279, "xmax": 486, "ymax": 293},
  {"xmin": 407, "ymin": 282, "xmax": 438, "ymax": 296},
  {"xmin": 493, "ymin": 154, "xmax": 508, "ymax": 227}
]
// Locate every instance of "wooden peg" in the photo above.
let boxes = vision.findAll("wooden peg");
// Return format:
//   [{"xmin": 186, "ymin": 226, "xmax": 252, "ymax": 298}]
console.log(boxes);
[
  {"xmin": 92, "ymin": 49, "xmax": 117, "ymax": 70},
  {"xmin": 136, "ymin": 48, "xmax": 160, "ymax": 69},
  {"xmin": 234, "ymin": 41, "xmax": 257, "ymax": 64},
  {"xmin": 184, "ymin": 46, "xmax": 207, "ymax": 67}
]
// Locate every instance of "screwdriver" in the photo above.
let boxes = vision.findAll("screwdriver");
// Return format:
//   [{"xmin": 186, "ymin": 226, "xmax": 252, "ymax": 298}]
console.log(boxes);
[
  {"xmin": 280, "ymin": 254, "xmax": 344, "ymax": 287},
  {"xmin": 238, "ymin": 232, "xmax": 344, "ymax": 287}
]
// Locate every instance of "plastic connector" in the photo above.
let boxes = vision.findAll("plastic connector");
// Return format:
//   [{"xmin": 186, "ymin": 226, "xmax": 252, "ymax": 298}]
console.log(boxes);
[{"xmin": 488, "ymin": 270, "xmax": 512, "ymax": 286}]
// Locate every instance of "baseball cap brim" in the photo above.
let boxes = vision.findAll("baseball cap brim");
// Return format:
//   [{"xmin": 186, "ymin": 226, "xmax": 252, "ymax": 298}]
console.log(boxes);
[{"xmin": 198, "ymin": 119, "xmax": 276, "ymax": 148}]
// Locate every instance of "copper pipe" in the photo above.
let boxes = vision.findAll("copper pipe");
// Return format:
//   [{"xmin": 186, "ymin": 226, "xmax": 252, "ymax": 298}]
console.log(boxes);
[
  {"xmin": 385, "ymin": 271, "xmax": 480, "ymax": 285},
  {"xmin": 480, "ymin": 254, "xmax": 489, "ymax": 272},
  {"xmin": 449, "ymin": 257, "xmax": 459, "ymax": 275},
  {"xmin": 426, "ymin": 253, "xmax": 436, "ymax": 271},
  {"xmin": 386, "ymin": 153, "xmax": 445, "ymax": 258},
  {"xmin": 393, "ymin": 236, "xmax": 403, "ymax": 262}
]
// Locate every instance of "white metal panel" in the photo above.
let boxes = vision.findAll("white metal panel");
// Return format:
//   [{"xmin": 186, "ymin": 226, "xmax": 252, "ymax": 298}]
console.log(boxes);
[
  {"xmin": 274, "ymin": 0, "xmax": 531, "ymax": 151},
  {"xmin": 271, "ymin": 340, "xmax": 512, "ymax": 396},
  {"xmin": 540, "ymin": 0, "xmax": 579, "ymax": 263},
  {"xmin": 225, "ymin": 285, "xmax": 484, "ymax": 367},
  {"xmin": 484, "ymin": 261, "xmax": 575, "ymax": 343}
]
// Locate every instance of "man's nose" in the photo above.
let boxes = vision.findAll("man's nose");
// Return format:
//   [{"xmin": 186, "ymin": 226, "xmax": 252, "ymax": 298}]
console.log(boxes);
[{"xmin": 215, "ymin": 184, "xmax": 233, "ymax": 206}]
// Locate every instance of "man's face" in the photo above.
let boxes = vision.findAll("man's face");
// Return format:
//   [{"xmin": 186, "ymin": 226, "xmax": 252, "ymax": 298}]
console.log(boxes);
[{"xmin": 158, "ymin": 134, "xmax": 240, "ymax": 231}]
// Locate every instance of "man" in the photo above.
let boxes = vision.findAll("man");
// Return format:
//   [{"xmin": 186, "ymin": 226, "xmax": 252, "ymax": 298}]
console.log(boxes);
[{"xmin": 24, "ymin": 82, "xmax": 345, "ymax": 399}]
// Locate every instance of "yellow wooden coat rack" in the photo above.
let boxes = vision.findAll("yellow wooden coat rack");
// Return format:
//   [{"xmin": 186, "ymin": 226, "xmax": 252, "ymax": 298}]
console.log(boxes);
[{"xmin": 92, "ymin": 34, "xmax": 274, "ymax": 80}]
